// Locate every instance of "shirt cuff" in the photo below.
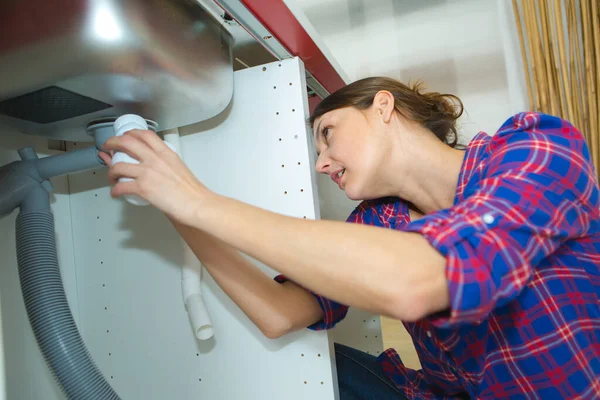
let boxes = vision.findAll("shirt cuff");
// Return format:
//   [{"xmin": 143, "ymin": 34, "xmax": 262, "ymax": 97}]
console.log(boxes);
[
  {"xmin": 274, "ymin": 275, "xmax": 349, "ymax": 330},
  {"xmin": 403, "ymin": 210, "xmax": 501, "ymax": 328}
]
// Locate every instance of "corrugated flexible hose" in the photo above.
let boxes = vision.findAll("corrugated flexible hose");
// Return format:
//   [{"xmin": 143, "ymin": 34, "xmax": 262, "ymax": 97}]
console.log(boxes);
[{"xmin": 16, "ymin": 211, "xmax": 120, "ymax": 400}]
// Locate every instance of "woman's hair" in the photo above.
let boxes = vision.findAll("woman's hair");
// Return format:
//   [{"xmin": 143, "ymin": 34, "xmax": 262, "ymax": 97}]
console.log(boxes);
[{"xmin": 309, "ymin": 77, "xmax": 464, "ymax": 148}]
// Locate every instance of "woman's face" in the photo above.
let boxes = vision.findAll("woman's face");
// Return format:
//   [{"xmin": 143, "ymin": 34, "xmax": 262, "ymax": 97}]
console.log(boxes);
[{"xmin": 313, "ymin": 106, "xmax": 392, "ymax": 200}]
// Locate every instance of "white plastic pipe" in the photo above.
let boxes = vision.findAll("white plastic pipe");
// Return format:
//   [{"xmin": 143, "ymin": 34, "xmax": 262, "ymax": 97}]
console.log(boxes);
[
  {"xmin": 162, "ymin": 129, "xmax": 215, "ymax": 341},
  {"xmin": 112, "ymin": 115, "xmax": 151, "ymax": 206},
  {"xmin": 112, "ymin": 114, "xmax": 177, "ymax": 206}
]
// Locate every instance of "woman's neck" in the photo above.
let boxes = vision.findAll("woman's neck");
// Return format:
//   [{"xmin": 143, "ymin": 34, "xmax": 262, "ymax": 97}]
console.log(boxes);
[{"xmin": 388, "ymin": 126, "xmax": 465, "ymax": 214}]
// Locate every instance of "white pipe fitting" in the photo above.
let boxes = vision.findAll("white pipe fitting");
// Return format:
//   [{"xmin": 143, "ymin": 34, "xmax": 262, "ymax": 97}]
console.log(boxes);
[
  {"xmin": 162, "ymin": 129, "xmax": 215, "ymax": 341},
  {"xmin": 112, "ymin": 114, "xmax": 175, "ymax": 206},
  {"xmin": 112, "ymin": 114, "xmax": 151, "ymax": 206}
]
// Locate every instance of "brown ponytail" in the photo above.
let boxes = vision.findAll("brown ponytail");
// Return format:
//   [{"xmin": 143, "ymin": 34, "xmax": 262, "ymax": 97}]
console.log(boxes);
[{"xmin": 310, "ymin": 77, "xmax": 464, "ymax": 148}]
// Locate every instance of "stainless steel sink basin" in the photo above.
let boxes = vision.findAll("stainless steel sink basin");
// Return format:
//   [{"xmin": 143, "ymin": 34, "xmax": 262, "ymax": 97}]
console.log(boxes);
[{"xmin": 0, "ymin": 0, "xmax": 234, "ymax": 141}]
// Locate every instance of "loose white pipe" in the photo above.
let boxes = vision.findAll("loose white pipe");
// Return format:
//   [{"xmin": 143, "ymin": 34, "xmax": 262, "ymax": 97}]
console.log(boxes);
[{"xmin": 163, "ymin": 129, "xmax": 214, "ymax": 341}]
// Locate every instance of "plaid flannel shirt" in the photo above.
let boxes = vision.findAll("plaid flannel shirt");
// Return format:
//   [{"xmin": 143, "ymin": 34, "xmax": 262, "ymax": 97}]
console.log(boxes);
[{"xmin": 276, "ymin": 112, "xmax": 600, "ymax": 399}]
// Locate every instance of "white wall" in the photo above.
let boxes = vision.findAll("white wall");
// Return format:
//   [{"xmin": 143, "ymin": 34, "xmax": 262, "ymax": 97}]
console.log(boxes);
[{"xmin": 296, "ymin": 0, "xmax": 520, "ymax": 220}]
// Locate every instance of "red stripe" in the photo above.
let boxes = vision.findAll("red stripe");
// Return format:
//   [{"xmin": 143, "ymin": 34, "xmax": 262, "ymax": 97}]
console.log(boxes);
[
  {"xmin": 240, "ymin": 0, "xmax": 346, "ymax": 94},
  {"xmin": 308, "ymin": 95, "xmax": 321, "ymax": 114}
]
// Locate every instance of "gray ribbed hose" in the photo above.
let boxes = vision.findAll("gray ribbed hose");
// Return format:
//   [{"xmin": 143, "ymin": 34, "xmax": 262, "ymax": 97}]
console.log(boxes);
[{"xmin": 16, "ymin": 211, "xmax": 120, "ymax": 400}]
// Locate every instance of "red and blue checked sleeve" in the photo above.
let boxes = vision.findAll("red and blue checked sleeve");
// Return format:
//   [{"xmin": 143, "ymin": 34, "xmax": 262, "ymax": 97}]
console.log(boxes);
[
  {"xmin": 274, "ymin": 198, "xmax": 410, "ymax": 330},
  {"xmin": 404, "ymin": 112, "xmax": 600, "ymax": 327},
  {"xmin": 273, "ymin": 274, "xmax": 349, "ymax": 330}
]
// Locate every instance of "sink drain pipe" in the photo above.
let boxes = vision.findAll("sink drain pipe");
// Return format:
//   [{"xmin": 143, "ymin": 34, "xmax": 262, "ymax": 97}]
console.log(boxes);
[{"xmin": 0, "ymin": 142, "xmax": 120, "ymax": 399}]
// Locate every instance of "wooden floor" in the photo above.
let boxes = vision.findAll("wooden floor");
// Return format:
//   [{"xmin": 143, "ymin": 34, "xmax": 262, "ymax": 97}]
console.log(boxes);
[{"xmin": 380, "ymin": 316, "xmax": 421, "ymax": 370}]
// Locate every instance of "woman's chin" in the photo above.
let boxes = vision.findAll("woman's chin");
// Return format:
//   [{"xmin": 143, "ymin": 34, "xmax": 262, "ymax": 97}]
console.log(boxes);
[
  {"xmin": 343, "ymin": 183, "xmax": 385, "ymax": 201},
  {"xmin": 342, "ymin": 184, "xmax": 364, "ymax": 201}
]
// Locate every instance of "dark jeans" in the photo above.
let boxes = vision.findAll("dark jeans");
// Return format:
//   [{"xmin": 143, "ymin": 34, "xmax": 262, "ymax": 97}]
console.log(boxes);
[{"xmin": 335, "ymin": 343, "xmax": 407, "ymax": 400}]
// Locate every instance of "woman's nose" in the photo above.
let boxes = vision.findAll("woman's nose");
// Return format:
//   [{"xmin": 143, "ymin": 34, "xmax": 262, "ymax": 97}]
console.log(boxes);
[{"xmin": 315, "ymin": 154, "xmax": 330, "ymax": 174}]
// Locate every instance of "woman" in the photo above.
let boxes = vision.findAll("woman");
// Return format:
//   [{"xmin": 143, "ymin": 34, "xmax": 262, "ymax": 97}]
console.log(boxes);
[{"xmin": 100, "ymin": 77, "xmax": 600, "ymax": 399}]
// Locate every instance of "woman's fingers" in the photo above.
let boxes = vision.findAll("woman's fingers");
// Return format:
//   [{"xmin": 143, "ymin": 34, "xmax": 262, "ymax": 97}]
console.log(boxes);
[
  {"xmin": 100, "ymin": 128, "xmax": 209, "ymax": 223},
  {"xmin": 103, "ymin": 131, "xmax": 155, "ymax": 162},
  {"xmin": 98, "ymin": 151, "xmax": 112, "ymax": 165},
  {"xmin": 110, "ymin": 179, "xmax": 141, "ymax": 199},
  {"xmin": 126, "ymin": 129, "xmax": 171, "ymax": 154},
  {"xmin": 106, "ymin": 161, "xmax": 144, "ymax": 185}
]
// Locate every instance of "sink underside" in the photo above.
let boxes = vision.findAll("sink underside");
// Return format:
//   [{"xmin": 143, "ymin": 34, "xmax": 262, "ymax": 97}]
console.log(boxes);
[{"xmin": 0, "ymin": 0, "xmax": 235, "ymax": 141}]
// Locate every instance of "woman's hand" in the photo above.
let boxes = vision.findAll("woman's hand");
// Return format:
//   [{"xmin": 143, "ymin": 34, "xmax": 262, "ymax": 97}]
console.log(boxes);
[{"xmin": 99, "ymin": 129, "xmax": 212, "ymax": 224}]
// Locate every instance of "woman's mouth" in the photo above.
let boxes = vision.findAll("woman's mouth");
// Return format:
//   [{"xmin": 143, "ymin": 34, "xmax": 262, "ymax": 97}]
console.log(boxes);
[{"xmin": 331, "ymin": 169, "xmax": 345, "ymax": 188}]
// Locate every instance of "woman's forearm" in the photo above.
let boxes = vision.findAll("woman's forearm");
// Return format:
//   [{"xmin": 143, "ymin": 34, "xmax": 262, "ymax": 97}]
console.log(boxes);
[
  {"xmin": 170, "ymin": 220, "xmax": 323, "ymax": 338},
  {"xmin": 191, "ymin": 194, "xmax": 449, "ymax": 321}
]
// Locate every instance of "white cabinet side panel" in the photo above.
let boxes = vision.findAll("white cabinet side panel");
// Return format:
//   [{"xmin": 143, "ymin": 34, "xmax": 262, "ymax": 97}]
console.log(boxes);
[
  {"xmin": 68, "ymin": 58, "xmax": 338, "ymax": 400},
  {"xmin": 331, "ymin": 311, "xmax": 383, "ymax": 356},
  {"xmin": 0, "ymin": 132, "xmax": 81, "ymax": 400}
]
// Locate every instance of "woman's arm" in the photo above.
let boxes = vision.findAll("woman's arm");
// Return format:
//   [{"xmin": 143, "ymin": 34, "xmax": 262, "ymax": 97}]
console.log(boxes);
[
  {"xmin": 189, "ymin": 194, "xmax": 448, "ymax": 322},
  {"xmin": 102, "ymin": 130, "xmax": 449, "ymax": 321},
  {"xmin": 171, "ymin": 220, "xmax": 324, "ymax": 338}
]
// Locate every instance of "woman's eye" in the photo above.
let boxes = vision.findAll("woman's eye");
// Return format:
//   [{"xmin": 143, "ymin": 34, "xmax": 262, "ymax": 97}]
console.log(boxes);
[{"xmin": 322, "ymin": 127, "xmax": 330, "ymax": 140}]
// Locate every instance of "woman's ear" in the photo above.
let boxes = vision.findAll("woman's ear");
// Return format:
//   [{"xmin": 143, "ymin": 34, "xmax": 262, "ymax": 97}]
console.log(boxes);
[{"xmin": 373, "ymin": 91, "xmax": 395, "ymax": 123}]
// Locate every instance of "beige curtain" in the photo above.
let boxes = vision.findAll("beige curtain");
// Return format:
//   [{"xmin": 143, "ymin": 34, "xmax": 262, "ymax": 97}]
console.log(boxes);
[{"xmin": 512, "ymin": 0, "xmax": 600, "ymax": 177}]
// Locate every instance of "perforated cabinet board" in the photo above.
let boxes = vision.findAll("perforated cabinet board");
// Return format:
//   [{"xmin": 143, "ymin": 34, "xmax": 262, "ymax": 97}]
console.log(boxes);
[
  {"xmin": 0, "ymin": 57, "xmax": 386, "ymax": 400},
  {"xmin": 65, "ymin": 58, "xmax": 340, "ymax": 400}
]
